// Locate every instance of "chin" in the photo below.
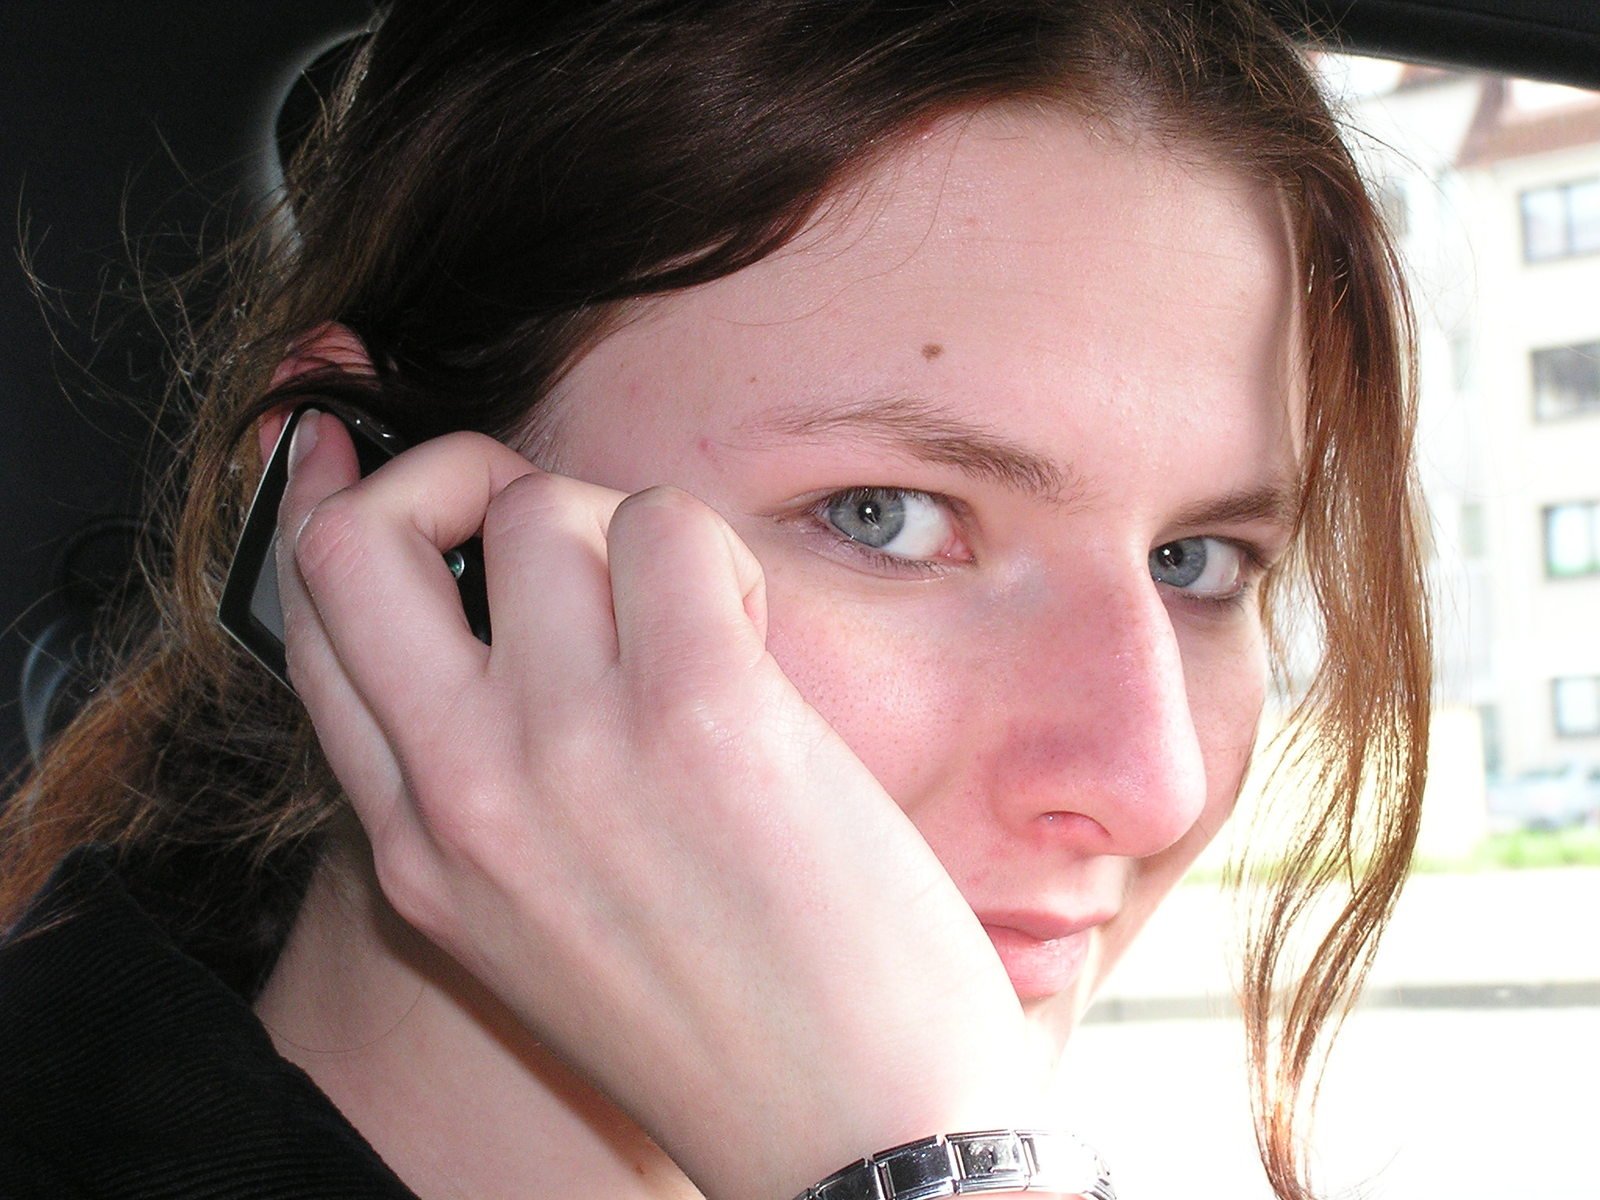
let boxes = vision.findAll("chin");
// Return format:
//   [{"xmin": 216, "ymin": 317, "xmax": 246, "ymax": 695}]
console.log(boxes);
[{"xmin": 1019, "ymin": 933, "xmax": 1108, "ymax": 1054}]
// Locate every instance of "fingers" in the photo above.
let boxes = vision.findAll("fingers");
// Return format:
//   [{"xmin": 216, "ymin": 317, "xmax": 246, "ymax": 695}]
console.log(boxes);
[
  {"xmin": 276, "ymin": 409, "xmax": 771, "ymax": 838},
  {"xmin": 284, "ymin": 422, "xmax": 536, "ymax": 726},
  {"xmin": 275, "ymin": 411, "xmax": 362, "ymax": 708},
  {"xmin": 272, "ymin": 411, "xmax": 410, "ymax": 824},
  {"xmin": 605, "ymin": 487, "xmax": 768, "ymax": 693},
  {"xmin": 278, "ymin": 414, "xmax": 548, "ymax": 885},
  {"xmin": 479, "ymin": 471, "xmax": 629, "ymax": 687}
]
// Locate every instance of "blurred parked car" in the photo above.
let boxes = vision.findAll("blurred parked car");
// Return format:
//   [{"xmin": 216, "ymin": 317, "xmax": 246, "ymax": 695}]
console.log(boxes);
[{"xmin": 1486, "ymin": 762, "xmax": 1600, "ymax": 832}]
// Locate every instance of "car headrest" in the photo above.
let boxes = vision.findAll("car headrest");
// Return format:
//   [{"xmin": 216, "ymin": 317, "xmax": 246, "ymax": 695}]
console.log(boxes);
[{"xmin": 19, "ymin": 519, "xmax": 143, "ymax": 766}]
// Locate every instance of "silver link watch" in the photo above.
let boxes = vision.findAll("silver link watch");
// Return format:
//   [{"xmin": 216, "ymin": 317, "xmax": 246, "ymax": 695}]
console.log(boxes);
[{"xmin": 795, "ymin": 1129, "xmax": 1116, "ymax": 1200}]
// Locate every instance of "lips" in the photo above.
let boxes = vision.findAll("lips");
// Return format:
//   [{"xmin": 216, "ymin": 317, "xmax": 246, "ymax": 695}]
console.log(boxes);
[{"xmin": 978, "ymin": 912, "xmax": 1109, "ymax": 1002}]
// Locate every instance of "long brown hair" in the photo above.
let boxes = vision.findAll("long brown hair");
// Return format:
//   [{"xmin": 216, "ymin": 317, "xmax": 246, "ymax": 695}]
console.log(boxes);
[{"xmin": 1, "ymin": 3, "xmax": 1429, "ymax": 1196}]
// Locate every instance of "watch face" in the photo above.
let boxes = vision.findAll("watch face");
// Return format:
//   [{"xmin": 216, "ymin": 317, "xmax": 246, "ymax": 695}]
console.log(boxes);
[{"xmin": 217, "ymin": 401, "xmax": 489, "ymax": 690}]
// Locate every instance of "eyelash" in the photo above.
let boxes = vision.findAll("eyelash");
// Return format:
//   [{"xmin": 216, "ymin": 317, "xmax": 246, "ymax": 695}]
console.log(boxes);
[
  {"xmin": 1165, "ymin": 541, "xmax": 1271, "ymax": 610},
  {"xmin": 802, "ymin": 486, "xmax": 1278, "ymax": 599},
  {"xmin": 805, "ymin": 486, "xmax": 964, "ymax": 576}
]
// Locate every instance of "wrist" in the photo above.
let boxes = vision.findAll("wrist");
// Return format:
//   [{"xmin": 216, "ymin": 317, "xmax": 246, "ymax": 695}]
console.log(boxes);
[{"xmin": 664, "ymin": 1014, "xmax": 1055, "ymax": 1200}]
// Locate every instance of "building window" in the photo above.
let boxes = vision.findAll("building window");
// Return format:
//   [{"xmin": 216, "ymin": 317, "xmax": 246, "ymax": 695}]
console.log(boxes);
[
  {"xmin": 1460, "ymin": 501, "xmax": 1487, "ymax": 558},
  {"xmin": 1532, "ymin": 342, "xmax": 1600, "ymax": 419},
  {"xmin": 1553, "ymin": 677, "xmax": 1600, "ymax": 737},
  {"xmin": 1376, "ymin": 178, "xmax": 1409, "ymax": 239},
  {"xmin": 1545, "ymin": 501, "xmax": 1600, "ymax": 577},
  {"xmin": 1478, "ymin": 704, "xmax": 1502, "ymax": 774},
  {"xmin": 1521, "ymin": 178, "xmax": 1600, "ymax": 261},
  {"xmin": 1449, "ymin": 330, "xmax": 1474, "ymax": 394}
]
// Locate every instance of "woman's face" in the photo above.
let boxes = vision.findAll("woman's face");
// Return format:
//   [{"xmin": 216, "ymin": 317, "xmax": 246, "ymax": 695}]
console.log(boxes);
[{"xmin": 542, "ymin": 109, "xmax": 1302, "ymax": 1048}]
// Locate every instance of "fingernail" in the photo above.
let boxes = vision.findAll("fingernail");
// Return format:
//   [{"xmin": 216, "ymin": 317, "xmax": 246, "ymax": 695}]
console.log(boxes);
[{"xmin": 288, "ymin": 409, "xmax": 321, "ymax": 472}]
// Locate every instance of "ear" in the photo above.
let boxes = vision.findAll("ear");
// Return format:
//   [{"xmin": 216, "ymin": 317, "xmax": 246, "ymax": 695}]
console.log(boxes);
[{"xmin": 258, "ymin": 323, "xmax": 375, "ymax": 461}]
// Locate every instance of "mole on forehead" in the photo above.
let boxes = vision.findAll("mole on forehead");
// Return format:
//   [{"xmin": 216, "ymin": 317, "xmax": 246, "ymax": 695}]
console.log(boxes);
[{"xmin": 921, "ymin": 342, "xmax": 944, "ymax": 361}]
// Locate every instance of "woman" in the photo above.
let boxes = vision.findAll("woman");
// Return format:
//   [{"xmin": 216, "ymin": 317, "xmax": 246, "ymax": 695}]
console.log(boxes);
[{"xmin": 0, "ymin": 2, "xmax": 1430, "ymax": 1198}]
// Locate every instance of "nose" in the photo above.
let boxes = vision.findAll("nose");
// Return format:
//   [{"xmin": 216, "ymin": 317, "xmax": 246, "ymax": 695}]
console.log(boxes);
[{"xmin": 984, "ymin": 566, "xmax": 1209, "ymax": 861}]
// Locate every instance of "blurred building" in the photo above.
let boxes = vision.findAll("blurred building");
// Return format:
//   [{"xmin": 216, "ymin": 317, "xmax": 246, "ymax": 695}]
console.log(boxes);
[{"xmin": 1334, "ymin": 63, "xmax": 1600, "ymax": 806}]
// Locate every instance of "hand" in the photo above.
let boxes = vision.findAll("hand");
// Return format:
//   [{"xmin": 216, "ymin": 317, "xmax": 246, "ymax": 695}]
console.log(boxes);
[{"xmin": 274, "ymin": 410, "xmax": 1049, "ymax": 1200}]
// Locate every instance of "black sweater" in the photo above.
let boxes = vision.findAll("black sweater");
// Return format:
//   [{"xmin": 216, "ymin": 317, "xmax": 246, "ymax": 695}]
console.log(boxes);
[{"xmin": 0, "ymin": 848, "xmax": 416, "ymax": 1198}]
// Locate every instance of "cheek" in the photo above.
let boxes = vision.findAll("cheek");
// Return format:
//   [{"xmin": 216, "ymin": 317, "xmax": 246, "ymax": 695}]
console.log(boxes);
[
  {"xmin": 1146, "ymin": 619, "xmax": 1269, "ymax": 875},
  {"xmin": 1182, "ymin": 620, "xmax": 1269, "ymax": 805},
  {"xmin": 759, "ymin": 571, "xmax": 984, "ymax": 805},
  {"xmin": 1086, "ymin": 620, "xmax": 1268, "ymax": 987}
]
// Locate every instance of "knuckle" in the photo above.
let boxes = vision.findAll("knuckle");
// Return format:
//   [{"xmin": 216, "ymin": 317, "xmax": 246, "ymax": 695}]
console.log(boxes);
[
  {"xmin": 613, "ymin": 485, "xmax": 727, "ymax": 554},
  {"xmin": 409, "ymin": 760, "xmax": 519, "ymax": 869},
  {"xmin": 434, "ymin": 429, "xmax": 505, "ymax": 458},
  {"xmin": 484, "ymin": 469, "xmax": 567, "ymax": 535},
  {"xmin": 368, "ymin": 840, "xmax": 449, "ymax": 936},
  {"xmin": 484, "ymin": 471, "xmax": 626, "ymax": 559},
  {"xmin": 617, "ymin": 483, "xmax": 703, "ymax": 521}
]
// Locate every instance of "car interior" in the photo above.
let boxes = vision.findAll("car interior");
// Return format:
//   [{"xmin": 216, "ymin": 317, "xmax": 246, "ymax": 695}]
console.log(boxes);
[{"xmin": 3, "ymin": 0, "xmax": 1599, "ymax": 783}]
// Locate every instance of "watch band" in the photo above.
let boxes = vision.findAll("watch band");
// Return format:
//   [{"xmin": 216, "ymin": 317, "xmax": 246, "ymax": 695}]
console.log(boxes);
[{"xmin": 794, "ymin": 1129, "xmax": 1116, "ymax": 1200}]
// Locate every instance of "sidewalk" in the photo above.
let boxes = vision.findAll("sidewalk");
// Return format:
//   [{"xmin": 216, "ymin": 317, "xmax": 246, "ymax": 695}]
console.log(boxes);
[{"xmin": 1086, "ymin": 865, "xmax": 1600, "ymax": 1021}]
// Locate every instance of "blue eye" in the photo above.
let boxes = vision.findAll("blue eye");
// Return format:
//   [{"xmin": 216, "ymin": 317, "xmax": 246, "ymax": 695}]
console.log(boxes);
[
  {"xmin": 1149, "ymin": 537, "xmax": 1246, "ymax": 599},
  {"xmin": 821, "ymin": 487, "xmax": 956, "ymax": 561},
  {"xmin": 1150, "ymin": 538, "xmax": 1208, "ymax": 587},
  {"xmin": 826, "ymin": 490, "xmax": 905, "ymax": 547}
]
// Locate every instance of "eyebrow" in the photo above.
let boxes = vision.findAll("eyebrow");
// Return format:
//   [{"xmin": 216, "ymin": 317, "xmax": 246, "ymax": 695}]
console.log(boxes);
[
  {"xmin": 736, "ymin": 394, "xmax": 1073, "ymax": 503},
  {"xmin": 1168, "ymin": 481, "xmax": 1302, "ymax": 532}
]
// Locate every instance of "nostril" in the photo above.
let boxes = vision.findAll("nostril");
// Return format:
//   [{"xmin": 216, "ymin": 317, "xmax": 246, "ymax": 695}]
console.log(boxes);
[{"xmin": 1037, "ymin": 810, "xmax": 1111, "ymax": 847}]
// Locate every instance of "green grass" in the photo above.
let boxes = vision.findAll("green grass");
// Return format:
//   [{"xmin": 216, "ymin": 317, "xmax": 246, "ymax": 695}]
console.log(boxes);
[
  {"xmin": 1182, "ymin": 825, "xmax": 1600, "ymax": 886},
  {"xmin": 1412, "ymin": 825, "xmax": 1600, "ymax": 873}
]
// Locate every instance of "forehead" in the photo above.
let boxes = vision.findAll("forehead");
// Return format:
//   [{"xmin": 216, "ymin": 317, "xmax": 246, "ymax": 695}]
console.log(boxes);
[
  {"xmin": 748, "ymin": 108, "xmax": 1292, "ymax": 353},
  {"xmin": 545, "ymin": 108, "xmax": 1302, "ymax": 480}
]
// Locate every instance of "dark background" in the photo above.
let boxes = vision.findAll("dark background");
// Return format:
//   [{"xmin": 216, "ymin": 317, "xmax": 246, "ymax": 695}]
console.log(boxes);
[
  {"xmin": 3, "ymin": 0, "xmax": 1598, "ymax": 783},
  {"xmin": 0, "ymin": 1, "xmax": 373, "ymax": 778}
]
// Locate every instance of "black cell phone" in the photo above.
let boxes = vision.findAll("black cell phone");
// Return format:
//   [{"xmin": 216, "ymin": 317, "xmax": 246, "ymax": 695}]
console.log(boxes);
[{"xmin": 217, "ymin": 402, "xmax": 491, "ymax": 690}]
